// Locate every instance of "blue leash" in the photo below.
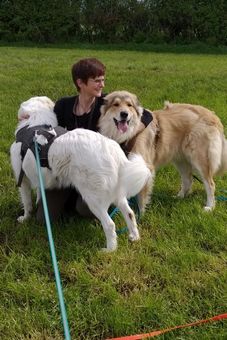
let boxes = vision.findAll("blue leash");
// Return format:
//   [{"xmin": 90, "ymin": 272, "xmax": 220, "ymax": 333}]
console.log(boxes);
[
  {"xmin": 216, "ymin": 189, "xmax": 227, "ymax": 201},
  {"xmin": 109, "ymin": 207, "xmax": 128, "ymax": 235},
  {"xmin": 34, "ymin": 138, "xmax": 71, "ymax": 340},
  {"xmin": 193, "ymin": 175, "xmax": 227, "ymax": 202},
  {"xmin": 109, "ymin": 196, "xmax": 141, "ymax": 235},
  {"xmin": 34, "ymin": 134, "xmax": 140, "ymax": 336}
]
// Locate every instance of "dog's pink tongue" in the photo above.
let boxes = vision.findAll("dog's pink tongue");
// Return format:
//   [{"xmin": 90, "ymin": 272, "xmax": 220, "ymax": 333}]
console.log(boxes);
[{"xmin": 118, "ymin": 121, "xmax": 128, "ymax": 133}]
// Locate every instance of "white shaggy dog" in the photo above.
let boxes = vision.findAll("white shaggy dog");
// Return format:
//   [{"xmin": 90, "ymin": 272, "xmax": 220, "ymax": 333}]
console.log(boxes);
[{"xmin": 10, "ymin": 96, "xmax": 151, "ymax": 251}]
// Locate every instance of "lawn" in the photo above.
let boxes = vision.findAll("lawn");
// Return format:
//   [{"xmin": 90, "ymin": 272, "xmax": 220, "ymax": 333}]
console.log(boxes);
[{"xmin": 0, "ymin": 43, "xmax": 227, "ymax": 339}]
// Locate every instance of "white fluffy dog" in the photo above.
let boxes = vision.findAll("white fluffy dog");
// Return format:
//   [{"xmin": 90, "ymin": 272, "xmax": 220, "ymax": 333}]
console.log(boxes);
[{"xmin": 10, "ymin": 96, "xmax": 151, "ymax": 251}]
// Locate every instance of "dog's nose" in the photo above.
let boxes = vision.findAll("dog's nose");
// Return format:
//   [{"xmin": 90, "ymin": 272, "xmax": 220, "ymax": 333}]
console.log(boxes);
[{"xmin": 120, "ymin": 111, "xmax": 128, "ymax": 120}]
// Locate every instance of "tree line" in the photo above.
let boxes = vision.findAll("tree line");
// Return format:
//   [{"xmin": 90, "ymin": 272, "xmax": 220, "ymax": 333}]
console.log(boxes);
[{"xmin": 0, "ymin": 0, "xmax": 226, "ymax": 45}]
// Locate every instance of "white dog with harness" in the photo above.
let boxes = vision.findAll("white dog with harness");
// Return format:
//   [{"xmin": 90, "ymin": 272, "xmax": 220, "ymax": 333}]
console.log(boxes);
[{"xmin": 10, "ymin": 96, "xmax": 151, "ymax": 251}]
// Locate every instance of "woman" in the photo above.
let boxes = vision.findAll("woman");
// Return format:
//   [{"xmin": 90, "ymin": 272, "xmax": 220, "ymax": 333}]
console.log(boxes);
[
  {"xmin": 54, "ymin": 58, "xmax": 106, "ymax": 132},
  {"xmin": 37, "ymin": 57, "xmax": 152, "ymax": 222}
]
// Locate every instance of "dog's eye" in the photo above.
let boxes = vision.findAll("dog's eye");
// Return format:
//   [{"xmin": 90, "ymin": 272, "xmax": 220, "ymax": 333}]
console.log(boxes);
[
  {"xmin": 127, "ymin": 103, "xmax": 132, "ymax": 107},
  {"xmin": 114, "ymin": 103, "xmax": 119, "ymax": 107}
]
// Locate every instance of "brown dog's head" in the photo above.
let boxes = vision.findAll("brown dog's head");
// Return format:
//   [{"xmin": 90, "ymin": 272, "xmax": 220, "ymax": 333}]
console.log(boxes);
[{"xmin": 99, "ymin": 91, "xmax": 143, "ymax": 143}]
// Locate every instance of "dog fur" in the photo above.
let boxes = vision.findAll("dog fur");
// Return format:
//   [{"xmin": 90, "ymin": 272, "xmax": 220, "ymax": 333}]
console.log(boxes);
[
  {"xmin": 99, "ymin": 91, "xmax": 227, "ymax": 212},
  {"xmin": 10, "ymin": 96, "xmax": 151, "ymax": 251}
]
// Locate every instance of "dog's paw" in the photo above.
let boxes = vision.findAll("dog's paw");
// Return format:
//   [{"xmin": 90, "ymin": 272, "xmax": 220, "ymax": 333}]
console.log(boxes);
[
  {"xmin": 177, "ymin": 190, "xmax": 185, "ymax": 198},
  {"xmin": 128, "ymin": 232, "xmax": 140, "ymax": 242},
  {"xmin": 17, "ymin": 215, "xmax": 28, "ymax": 223},
  {"xmin": 203, "ymin": 206, "xmax": 213, "ymax": 212},
  {"xmin": 100, "ymin": 247, "xmax": 116, "ymax": 253}
]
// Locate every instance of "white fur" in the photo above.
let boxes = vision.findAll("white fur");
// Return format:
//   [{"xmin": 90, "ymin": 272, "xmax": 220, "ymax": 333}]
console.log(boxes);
[
  {"xmin": 17, "ymin": 96, "xmax": 57, "ymax": 131},
  {"xmin": 10, "ymin": 96, "xmax": 151, "ymax": 251}
]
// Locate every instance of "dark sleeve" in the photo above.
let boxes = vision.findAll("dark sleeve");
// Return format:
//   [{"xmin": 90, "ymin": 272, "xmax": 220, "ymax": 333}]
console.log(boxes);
[{"xmin": 141, "ymin": 108, "xmax": 153, "ymax": 127}]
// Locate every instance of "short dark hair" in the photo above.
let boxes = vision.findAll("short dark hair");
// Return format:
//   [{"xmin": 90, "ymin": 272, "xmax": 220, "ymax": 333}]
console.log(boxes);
[{"xmin": 72, "ymin": 58, "xmax": 106, "ymax": 91}]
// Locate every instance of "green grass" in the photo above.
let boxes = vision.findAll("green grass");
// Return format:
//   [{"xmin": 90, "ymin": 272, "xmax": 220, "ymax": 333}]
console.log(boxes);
[{"xmin": 0, "ymin": 43, "xmax": 227, "ymax": 339}]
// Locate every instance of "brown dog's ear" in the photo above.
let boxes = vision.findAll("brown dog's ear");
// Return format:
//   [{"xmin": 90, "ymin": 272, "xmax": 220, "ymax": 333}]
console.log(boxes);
[
  {"xmin": 100, "ymin": 98, "xmax": 108, "ymax": 115},
  {"xmin": 137, "ymin": 106, "xmax": 144, "ymax": 116},
  {"xmin": 131, "ymin": 93, "xmax": 143, "ymax": 116},
  {"xmin": 102, "ymin": 98, "xmax": 109, "ymax": 106}
]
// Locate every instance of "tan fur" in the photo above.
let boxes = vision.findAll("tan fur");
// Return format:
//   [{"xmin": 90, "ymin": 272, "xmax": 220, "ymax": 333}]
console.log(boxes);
[
  {"xmin": 99, "ymin": 91, "xmax": 227, "ymax": 212},
  {"xmin": 99, "ymin": 91, "xmax": 144, "ymax": 144}
]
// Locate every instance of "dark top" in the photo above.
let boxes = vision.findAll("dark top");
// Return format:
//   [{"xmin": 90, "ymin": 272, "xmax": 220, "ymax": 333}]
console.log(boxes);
[
  {"xmin": 54, "ymin": 94, "xmax": 153, "ymax": 131},
  {"xmin": 54, "ymin": 95, "xmax": 104, "ymax": 131}
]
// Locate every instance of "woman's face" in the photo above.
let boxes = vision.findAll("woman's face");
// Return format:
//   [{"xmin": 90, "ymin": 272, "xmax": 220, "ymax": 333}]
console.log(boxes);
[{"xmin": 78, "ymin": 76, "xmax": 105, "ymax": 97}]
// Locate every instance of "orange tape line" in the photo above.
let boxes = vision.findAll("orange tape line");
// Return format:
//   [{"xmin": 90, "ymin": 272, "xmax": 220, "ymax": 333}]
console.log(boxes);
[{"xmin": 106, "ymin": 313, "xmax": 227, "ymax": 340}]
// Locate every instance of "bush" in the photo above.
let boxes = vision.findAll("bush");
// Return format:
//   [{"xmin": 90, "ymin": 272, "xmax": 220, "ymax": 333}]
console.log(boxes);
[{"xmin": 0, "ymin": 0, "xmax": 226, "ymax": 45}]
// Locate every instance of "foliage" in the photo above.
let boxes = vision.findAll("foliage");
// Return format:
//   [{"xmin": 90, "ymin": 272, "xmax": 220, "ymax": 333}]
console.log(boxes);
[
  {"xmin": 0, "ymin": 0, "xmax": 226, "ymax": 45},
  {"xmin": 0, "ymin": 0, "xmax": 81, "ymax": 42}
]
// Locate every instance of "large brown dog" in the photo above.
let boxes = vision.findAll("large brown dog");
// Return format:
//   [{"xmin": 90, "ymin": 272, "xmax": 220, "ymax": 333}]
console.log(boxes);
[{"xmin": 99, "ymin": 91, "xmax": 227, "ymax": 212}]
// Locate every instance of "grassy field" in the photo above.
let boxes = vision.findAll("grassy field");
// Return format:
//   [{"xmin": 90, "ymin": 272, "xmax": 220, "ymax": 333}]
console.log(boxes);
[{"xmin": 0, "ymin": 43, "xmax": 227, "ymax": 339}]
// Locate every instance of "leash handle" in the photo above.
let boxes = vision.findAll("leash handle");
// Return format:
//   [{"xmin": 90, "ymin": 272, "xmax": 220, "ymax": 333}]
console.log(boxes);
[
  {"xmin": 34, "ymin": 138, "xmax": 71, "ymax": 340},
  {"xmin": 106, "ymin": 313, "xmax": 227, "ymax": 339}
]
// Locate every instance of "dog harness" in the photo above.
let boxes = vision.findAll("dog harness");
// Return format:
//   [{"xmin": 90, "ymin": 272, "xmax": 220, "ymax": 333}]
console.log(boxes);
[
  {"xmin": 16, "ymin": 124, "xmax": 67, "ymax": 186},
  {"xmin": 119, "ymin": 109, "xmax": 154, "ymax": 156}
]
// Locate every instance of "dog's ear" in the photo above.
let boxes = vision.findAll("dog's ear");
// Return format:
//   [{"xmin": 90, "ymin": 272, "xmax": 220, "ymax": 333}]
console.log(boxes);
[
  {"xmin": 100, "ymin": 98, "xmax": 109, "ymax": 115},
  {"xmin": 36, "ymin": 96, "xmax": 54, "ymax": 110},
  {"xmin": 18, "ymin": 106, "xmax": 30, "ymax": 121},
  {"xmin": 103, "ymin": 98, "xmax": 109, "ymax": 106},
  {"xmin": 43, "ymin": 97, "xmax": 55, "ymax": 110},
  {"xmin": 18, "ymin": 112, "xmax": 30, "ymax": 121},
  {"xmin": 131, "ymin": 94, "xmax": 143, "ymax": 116},
  {"xmin": 136, "ymin": 106, "xmax": 144, "ymax": 116}
]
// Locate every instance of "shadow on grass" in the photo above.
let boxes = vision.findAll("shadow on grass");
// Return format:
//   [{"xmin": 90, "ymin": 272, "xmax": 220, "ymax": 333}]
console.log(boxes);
[
  {"xmin": 0, "ymin": 41, "xmax": 226, "ymax": 55},
  {"xmin": 1, "ymin": 209, "xmax": 103, "ymax": 263}
]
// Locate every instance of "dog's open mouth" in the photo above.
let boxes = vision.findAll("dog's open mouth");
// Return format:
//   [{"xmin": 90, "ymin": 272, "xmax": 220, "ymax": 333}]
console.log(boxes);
[{"xmin": 114, "ymin": 118, "xmax": 130, "ymax": 133}]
